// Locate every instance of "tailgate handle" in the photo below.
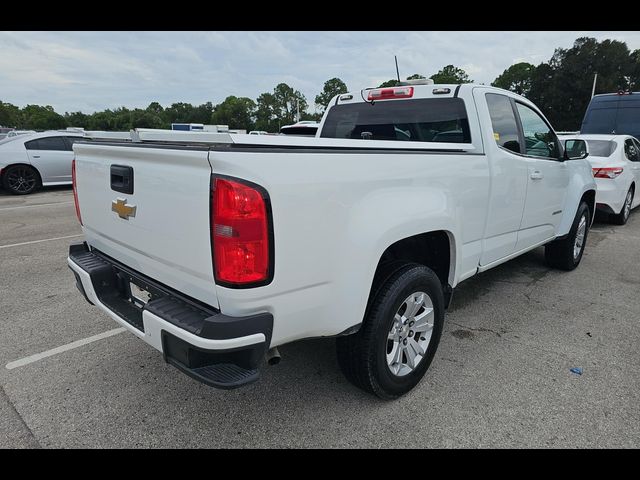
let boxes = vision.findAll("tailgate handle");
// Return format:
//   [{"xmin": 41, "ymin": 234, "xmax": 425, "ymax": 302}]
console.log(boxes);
[{"xmin": 110, "ymin": 165, "xmax": 134, "ymax": 194}]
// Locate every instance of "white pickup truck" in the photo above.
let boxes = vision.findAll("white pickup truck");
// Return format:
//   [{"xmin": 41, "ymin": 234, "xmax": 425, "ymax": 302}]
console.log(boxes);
[{"xmin": 68, "ymin": 83, "xmax": 596, "ymax": 399}]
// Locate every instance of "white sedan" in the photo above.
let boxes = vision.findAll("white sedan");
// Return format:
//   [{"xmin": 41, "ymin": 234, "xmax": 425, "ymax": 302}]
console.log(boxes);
[
  {"xmin": 560, "ymin": 134, "xmax": 640, "ymax": 225},
  {"xmin": 0, "ymin": 131, "xmax": 83, "ymax": 195}
]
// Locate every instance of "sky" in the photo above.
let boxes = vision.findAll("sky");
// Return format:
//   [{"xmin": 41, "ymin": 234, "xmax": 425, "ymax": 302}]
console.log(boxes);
[{"xmin": 2, "ymin": 31, "xmax": 640, "ymax": 115}]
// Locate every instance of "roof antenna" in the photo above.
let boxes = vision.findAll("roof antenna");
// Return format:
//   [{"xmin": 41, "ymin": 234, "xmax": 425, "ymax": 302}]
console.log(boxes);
[{"xmin": 395, "ymin": 55, "xmax": 401, "ymax": 84}]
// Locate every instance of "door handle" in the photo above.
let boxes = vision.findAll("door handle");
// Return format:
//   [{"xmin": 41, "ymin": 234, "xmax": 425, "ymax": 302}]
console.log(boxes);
[
  {"xmin": 530, "ymin": 170, "xmax": 543, "ymax": 180},
  {"xmin": 32, "ymin": 155, "xmax": 40, "ymax": 158}
]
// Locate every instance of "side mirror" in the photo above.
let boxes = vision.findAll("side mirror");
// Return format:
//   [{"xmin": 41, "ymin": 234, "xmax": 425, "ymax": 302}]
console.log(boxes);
[{"xmin": 563, "ymin": 139, "xmax": 589, "ymax": 160}]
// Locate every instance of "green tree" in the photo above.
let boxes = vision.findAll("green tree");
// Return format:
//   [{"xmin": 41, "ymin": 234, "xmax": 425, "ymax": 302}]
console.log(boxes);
[
  {"xmin": 406, "ymin": 73, "xmax": 426, "ymax": 80},
  {"xmin": 64, "ymin": 111, "xmax": 89, "ymax": 128},
  {"xmin": 254, "ymin": 92, "xmax": 279, "ymax": 132},
  {"xmin": 191, "ymin": 102, "xmax": 214, "ymax": 124},
  {"xmin": 430, "ymin": 65, "xmax": 472, "ymax": 84},
  {"xmin": 378, "ymin": 79, "xmax": 400, "ymax": 87},
  {"xmin": 211, "ymin": 96, "xmax": 256, "ymax": 130},
  {"xmin": 130, "ymin": 109, "xmax": 165, "ymax": 129},
  {"xmin": 163, "ymin": 102, "xmax": 196, "ymax": 124},
  {"xmin": 492, "ymin": 62, "xmax": 535, "ymax": 96},
  {"xmin": 315, "ymin": 77, "xmax": 348, "ymax": 113},
  {"xmin": 146, "ymin": 102, "xmax": 164, "ymax": 116},
  {"xmin": 630, "ymin": 49, "xmax": 640, "ymax": 90},
  {"xmin": 21, "ymin": 105, "xmax": 67, "ymax": 130},
  {"xmin": 86, "ymin": 110, "xmax": 118, "ymax": 130},
  {"xmin": 0, "ymin": 101, "xmax": 22, "ymax": 128},
  {"xmin": 527, "ymin": 37, "xmax": 634, "ymax": 130},
  {"xmin": 300, "ymin": 111, "xmax": 323, "ymax": 122},
  {"xmin": 273, "ymin": 83, "xmax": 308, "ymax": 125}
]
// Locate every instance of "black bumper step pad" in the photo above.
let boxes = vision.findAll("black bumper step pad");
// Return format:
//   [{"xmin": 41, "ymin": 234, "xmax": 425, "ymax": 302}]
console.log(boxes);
[{"xmin": 192, "ymin": 363, "xmax": 259, "ymax": 389}]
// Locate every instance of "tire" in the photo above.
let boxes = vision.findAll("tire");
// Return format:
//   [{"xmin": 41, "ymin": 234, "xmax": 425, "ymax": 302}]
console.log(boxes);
[
  {"xmin": 1, "ymin": 165, "xmax": 40, "ymax": 195},
  {"xmin": 545, "ymin": 201, "xmax": 590, "ymax": 271},
  {"xmin": 336, "ymin": 263, "xmax": 445, "ymax": 400},
  {"xmin": 610, "ymin": 187, "xmax": 634, "ymax": 225}
]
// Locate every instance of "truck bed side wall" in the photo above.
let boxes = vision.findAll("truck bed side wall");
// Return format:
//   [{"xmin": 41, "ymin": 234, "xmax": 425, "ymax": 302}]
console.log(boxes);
[{"xmin": 208, "ymin": 149, "xmax": 490, "ymax": 347}]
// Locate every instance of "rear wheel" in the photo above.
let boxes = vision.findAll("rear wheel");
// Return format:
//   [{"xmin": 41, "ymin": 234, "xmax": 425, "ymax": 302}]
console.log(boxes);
[
  {"xmin": 336, "ymin": 263, "xmax": 445, "ymax": 399},
  {"xmin": 610, "ymin": 187, "xmax": 634, "ymax": 225},
  {"xmin": 545, "ymin": 201, "xmax": 590, "ymax": 271},
  {"xmin": 2, "ymin": 165, "xmax": 40, "ymax": 195}
]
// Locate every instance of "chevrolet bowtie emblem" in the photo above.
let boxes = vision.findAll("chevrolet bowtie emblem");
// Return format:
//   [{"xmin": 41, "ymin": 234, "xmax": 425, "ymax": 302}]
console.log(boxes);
[{"xmin": 112, "ymin": 198, "xmax": 137, "ymax": 220}]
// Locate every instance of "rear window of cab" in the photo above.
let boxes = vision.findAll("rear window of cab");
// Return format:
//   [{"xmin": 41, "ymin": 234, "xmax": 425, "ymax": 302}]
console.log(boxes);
[{"xmin": 320, "ymin": 98, "xmax": 471, "ymax": 143}]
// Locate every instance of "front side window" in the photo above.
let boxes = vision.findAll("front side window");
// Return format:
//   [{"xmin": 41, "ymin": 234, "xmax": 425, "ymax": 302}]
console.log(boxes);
[
  {"xmin": 515, "ymin": 103, "xmax": 559, "ymax": 159},
  {"xmin": 320, "ymin": 98, "xmax": 471, "ymax": 143},
  {"xmin": 486, "ymin": 93, "xmax": 520, "ymax": 154}
]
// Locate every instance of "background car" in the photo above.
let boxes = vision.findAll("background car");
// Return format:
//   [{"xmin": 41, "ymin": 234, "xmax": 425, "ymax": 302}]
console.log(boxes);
[
  {"xmin": 560, "ymin": 133, "xmax": 640, "ymax": 224},
  {"xmin": 580, "ymin": 91, "xmax": 640, "ymax": 139},
  {"xmin": 279, "ymin": 121, "xmax": 320, "ymax": 136},
  {"xmin": 0, "ymin": 131, "xmax": 83, "ymax": 195}
]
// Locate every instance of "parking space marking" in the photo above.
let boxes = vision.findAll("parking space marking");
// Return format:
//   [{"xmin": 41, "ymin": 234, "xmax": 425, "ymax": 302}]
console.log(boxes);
[
  {"xmin": 0, "ymin": 234, "xmax": 83, "ymax": 250},
  {"xmin": 0, "ymin": 201, "xmax": 74, "ymax": 211},
  {"xmin": 5, "ymin": 328, "xmax": 126, "ymax": 370}
]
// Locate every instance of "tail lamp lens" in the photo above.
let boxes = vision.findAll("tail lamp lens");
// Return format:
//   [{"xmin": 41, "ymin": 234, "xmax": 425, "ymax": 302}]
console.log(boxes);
[
  {"xmin": 593, "ymin": 167, "xmax": 623, "ymax": 179},
  {"xmin": 71, "ymin": 159, "xmax": 82, "ymax": 225},
  {"xmin": 211, "ymin": 177, "xmax": 271, "ymax": 286}
]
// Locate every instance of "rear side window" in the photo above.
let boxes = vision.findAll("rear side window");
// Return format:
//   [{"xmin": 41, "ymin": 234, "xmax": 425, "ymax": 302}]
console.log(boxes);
[
  {"xmin": 582, "ymin": 108, "xmax": 617, "ymax": 134},
  {"xmin": 615, "ymin": 107, "xmax": 640, "ymax": 137},
  {"xmin": 64, "ymin": 137, "xmax": 80, "ymax": 150},
  {"xmin": 486, "ymin": 93, "xmax": 520, "ymax": 153},
  {"xmin": 320, "ymin": 98, "xmax": 471, "ymax": 143},
  {"xmin": 585, "ymin": 140, "xmax": 616, "ymax": 157},
  {"xmin": 624, "ymin": 139, "xmax": 640, "ymax": 162},
  {"xmin": 25, "ymin": 136, "xmax": 68, "ymax": 151}
]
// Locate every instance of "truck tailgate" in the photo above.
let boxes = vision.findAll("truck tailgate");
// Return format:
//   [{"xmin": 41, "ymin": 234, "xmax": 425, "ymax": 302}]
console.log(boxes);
[{"xmin": 73, "ymin": 142, "xmax": 218, "ymax": 309}]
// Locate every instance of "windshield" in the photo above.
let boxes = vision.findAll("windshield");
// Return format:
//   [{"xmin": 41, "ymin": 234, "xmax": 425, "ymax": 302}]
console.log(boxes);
[
  {"xmin": 320, "ymin": 98, "xmax": 471, "ymax": 143},
  {"xmin": 585, "ymin": 139, "xmax": 616, "ymax": 157}
]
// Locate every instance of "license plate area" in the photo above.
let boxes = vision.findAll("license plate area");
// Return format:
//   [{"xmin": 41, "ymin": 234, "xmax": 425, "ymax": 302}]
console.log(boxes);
[
  {"xmin": 111, "ymin": 267, "xmax": 163, "ymax": 311},
  {"xmin": 130, "ymin": 281, "xmax": 152, "ymax": 307}
]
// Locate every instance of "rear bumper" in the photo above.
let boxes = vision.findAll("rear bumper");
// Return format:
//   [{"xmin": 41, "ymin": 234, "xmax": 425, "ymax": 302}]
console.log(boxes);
[
  {"xmin": 594, "ymin": 177, "xmax": 627, "ymax": 215},
  {"xmin": 67, "ymin": 242, "xmax": 273, "ymax": 389}
]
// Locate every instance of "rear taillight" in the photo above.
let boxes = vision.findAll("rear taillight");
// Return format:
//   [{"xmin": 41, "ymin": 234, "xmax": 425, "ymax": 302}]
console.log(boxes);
[
  {"xmin": 367, "ymin": 86, "xmax": 414, "ymax": 101},
  {"xmin": 71, "ymin": 159, "xmax": 82, "ymax": 225},
  {"xmin": 593, "ymin": 167, "xmax": 623, "ymax": 179},
  {"xmin": 211, "ymin": 176, "xmax": 272, "ymax": 287}
]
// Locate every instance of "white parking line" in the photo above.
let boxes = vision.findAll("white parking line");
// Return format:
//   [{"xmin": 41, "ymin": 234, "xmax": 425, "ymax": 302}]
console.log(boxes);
[
  {"xmin": 0, "ymin": 201, "xmax": 74, "ymax": 211},
  {"xmin": 5, "ymin": 327, "xmax": 126, "ymax": 370},
  {"xmin": 0, "ymin": 234, "xmax": 83, "ymax": 249}
]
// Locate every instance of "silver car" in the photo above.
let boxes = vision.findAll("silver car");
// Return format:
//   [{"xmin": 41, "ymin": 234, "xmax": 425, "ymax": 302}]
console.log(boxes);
[{"xmin": 0, "ymin": 131, "xmax": 83, "ymax": 195}]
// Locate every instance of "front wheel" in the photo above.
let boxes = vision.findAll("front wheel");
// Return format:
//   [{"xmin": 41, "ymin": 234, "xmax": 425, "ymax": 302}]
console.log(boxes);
[
  {"xmin": 336, "ymin": 263, "xmax": 445, "ymax": 399},
  {"xmin": 545, "ymin": 201, "xmax": 590, "ymax": 271},
  {"xmin": 2, "ymin": 165, "xmax": 40, "ymax": 195}
]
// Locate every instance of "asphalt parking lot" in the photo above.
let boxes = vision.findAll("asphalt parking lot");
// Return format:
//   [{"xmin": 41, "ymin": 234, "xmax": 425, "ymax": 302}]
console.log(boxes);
[{"xmin": 1, "ymin": 187, "xmax": 639, "ymax": 448}]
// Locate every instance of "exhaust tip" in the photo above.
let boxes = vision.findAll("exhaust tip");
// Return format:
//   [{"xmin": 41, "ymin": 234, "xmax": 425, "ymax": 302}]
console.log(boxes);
[{"xmin": 266, "ymin": 347, "xmax": 281, "ymax": 366}]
